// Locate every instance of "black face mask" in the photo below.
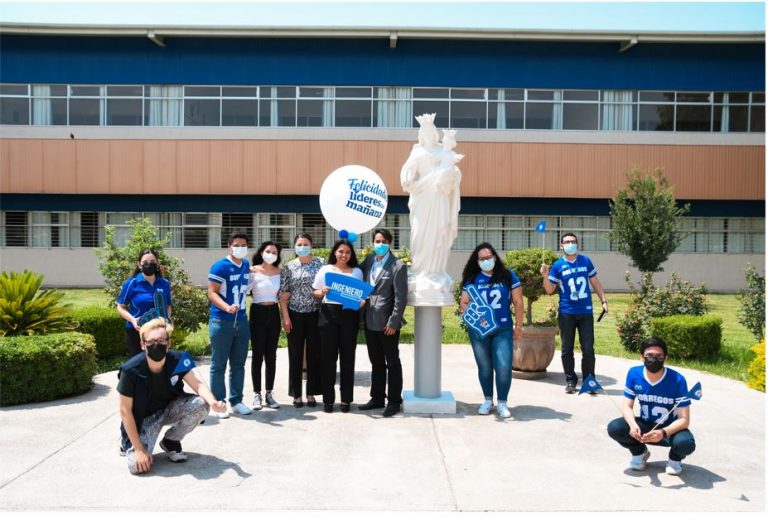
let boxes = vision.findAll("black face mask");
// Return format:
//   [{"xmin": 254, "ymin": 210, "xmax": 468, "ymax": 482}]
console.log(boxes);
[
  {"xmin": 141, "ymin": 263, "xmax": 158, "ymax": 276},
  {"xmin": 644, "ymin": 357, "xmax": 665, "ymax": 374},
  {"xmin": 146, "ymin": 342, "xmax": 168, "ymax": 362}
]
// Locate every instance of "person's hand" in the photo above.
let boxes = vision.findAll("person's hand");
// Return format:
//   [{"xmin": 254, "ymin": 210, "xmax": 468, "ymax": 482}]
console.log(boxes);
[
  {"xmin": 228, "ymin": 304, "xmax": 239, "ymax": 314},
  {"xmin": 280, "ymin": 292, "xmax": 290, "ymax": 302},
  {"xmin": 539, "ymin": 263, "xmax": 549, "ymax": 276},
  {"xmin": 629, "ymin": 423, "xmax": 643, "ymax": 442},
  {"xmin": 283, "ymin": 318, "xmax": 293, "ymax": 333},
  {"xmin": 601, "ymin": 300, "xmax": 609, "ymax": 313},
  {"xmin": 641, "ymin": 429, "xmax": 665, "ymax": 444},
  {"xmin": 514, "ymin": 326, "xmax": 522, "ymax": 341},
  {"xmin": 322, "ymin": 286, "xmax": 330, "ymax": 296},
  {"xmin": 359, "ymin": 299, "xmax": 366, "ymax": 308},
  {"xmin": 134, "ymin": 448, "xmax": 153, "ymax": 473},
  {"xmin": 384, "ymin": 326, "xmax": 396, "ymax": 336},
  {"xmin": 211, "ymin": 400, "xmax": 227, "ymax": 413},
  {"xmin": 131, "ymin": 317, "xmax": 141, "ymax": 331}
]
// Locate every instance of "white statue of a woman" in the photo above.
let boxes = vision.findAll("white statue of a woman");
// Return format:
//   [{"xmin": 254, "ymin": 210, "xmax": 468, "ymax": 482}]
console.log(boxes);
[{"xmin": 400, "ymin": 114, "xmax": 462, "ymax": 305}]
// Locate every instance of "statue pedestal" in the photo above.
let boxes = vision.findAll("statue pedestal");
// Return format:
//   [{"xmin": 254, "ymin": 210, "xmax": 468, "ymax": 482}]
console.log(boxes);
[{"xmin": 403, "ymin": 305, "xmax": 457, "ymax": 415}]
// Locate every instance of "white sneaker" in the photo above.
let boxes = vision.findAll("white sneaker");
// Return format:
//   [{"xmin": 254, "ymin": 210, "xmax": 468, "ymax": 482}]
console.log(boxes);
[
  {"xmin": 265, "ymin": 392, "xmax": 280, "ymax": 409},
  {"xmin": 159, "ymin": 438, "xmax": 188, "ymax": 463},
  {"xmin": 629, "ymin": 448, "xmax": 650, "ymax": 471},
  {"xmin": 478, "ymin": 400, "xmax": 493, "ymax": 415},
  {"xmin": 497, "ymin": 402, "xmax": 511, "ymax": 419},
  {"xmin": 211, "ymin": 408, "xmax": 230, "ymax": 419},
  {"xmin": 231, "ymin": 402, "xmax": 252, "ymax": 415},
  {"xmin": 252, "ymin": 394, "xmax": 263, "ymax": 410},
  {"xmin": 665, "ymin": 459, "xmax": 683, "ymax": 476}
]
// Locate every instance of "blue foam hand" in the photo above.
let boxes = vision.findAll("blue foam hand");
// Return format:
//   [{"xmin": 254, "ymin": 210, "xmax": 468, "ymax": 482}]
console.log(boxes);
[{"xmin": 463, "ymin": 286, "xmax": 499, "ymax": 337}]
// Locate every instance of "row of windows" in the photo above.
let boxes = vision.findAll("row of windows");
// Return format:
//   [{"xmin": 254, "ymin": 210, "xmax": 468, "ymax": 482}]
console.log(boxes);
[
  {"xmin": 1, "ymin": 211, "xmax": 764, "ymax": 254},
  {"xmin": 0, "ymin": 84, "xmax": 764, "ymax": 132}
]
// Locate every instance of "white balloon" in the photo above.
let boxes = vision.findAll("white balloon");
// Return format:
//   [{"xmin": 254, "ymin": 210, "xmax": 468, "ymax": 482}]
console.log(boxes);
[{"xmin": 319, "ymin": 165, "xmax": 388, "ymax": 234}]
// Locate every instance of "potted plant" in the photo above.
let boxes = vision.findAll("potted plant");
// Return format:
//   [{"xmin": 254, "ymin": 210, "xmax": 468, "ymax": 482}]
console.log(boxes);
[{"xmin": 505, "ymin": 248, "xmax": 560, "ymax": 379}]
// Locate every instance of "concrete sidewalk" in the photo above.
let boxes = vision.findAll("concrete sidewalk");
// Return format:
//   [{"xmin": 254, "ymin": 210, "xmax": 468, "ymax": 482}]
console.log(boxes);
[{"xmin": 0, "ymin": 344, "xmax": 764, "ymax": 512}]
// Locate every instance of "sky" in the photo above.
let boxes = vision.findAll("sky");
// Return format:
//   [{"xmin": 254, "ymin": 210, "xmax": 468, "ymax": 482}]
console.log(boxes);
[{"xmin": 0, "ymin": 1, "xmax": 764, "ymax": 33}]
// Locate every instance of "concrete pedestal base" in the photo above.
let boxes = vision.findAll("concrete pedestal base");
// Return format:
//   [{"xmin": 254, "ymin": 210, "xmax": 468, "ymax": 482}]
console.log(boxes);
[{"xmin": 402, "ymin": 390, "xmax": 457, "ymax": 414}]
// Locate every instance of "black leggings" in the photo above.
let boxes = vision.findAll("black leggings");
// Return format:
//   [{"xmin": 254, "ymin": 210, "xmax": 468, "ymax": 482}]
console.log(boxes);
[
  {"xmin": 124, "ymin": 327, "xmax": 142, "ymax": 358},
  {"xmin": 249, "ymin": 303, "xmax": 280, "ymax": 393},
  {"xmin": 286, "ymin": 309, "xmax": 322, "ymax": 398},
  {"xmin": 319, "ymin": 303, "xmax": 360, "ymax": 405}
]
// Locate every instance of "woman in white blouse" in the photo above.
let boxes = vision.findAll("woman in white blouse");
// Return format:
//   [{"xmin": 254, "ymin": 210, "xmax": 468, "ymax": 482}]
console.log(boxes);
[
  {"xmin": 247, "ymin": 241, "xmax": 284, "ymax": 411},
  {"xmin": 312, "ymin": 240, "xmax": 365, "ymax": 413}
]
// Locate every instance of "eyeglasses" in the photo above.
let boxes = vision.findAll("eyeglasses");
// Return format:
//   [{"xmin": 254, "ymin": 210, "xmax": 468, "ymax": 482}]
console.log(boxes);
[
  {"xmin": 643, "ymin": 354, "xmax": 665, "ymax": 362},
  {"xmin": 562, "ymin": 240, "xmax": 578, "ymax": 244},
  {"xmin": 144, "ymin": 341, "xmax": 169, "ymax": 348}
]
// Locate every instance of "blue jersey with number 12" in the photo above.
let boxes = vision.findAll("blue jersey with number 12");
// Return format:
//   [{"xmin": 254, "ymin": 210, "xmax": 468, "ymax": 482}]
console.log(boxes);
[
  {"xmin": 623, "ymin": 366, "xmax": 690, "ymax": 427},
  {"xmin": 464, "ymin": 270, "xmax": 521, "ymax": 329},
  {"xmin": 548, "ymin": 254, "xmax": 597, "ymax": 315},
  {"xmin": 208, "ymin": 257, "xmax": 250, "ymax": 321}
]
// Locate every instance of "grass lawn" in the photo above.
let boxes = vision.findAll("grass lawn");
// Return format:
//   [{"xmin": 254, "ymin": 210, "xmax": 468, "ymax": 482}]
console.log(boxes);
[{"xmin": 62, "ymin": 289, "xmax": 758, "ymax": 382}]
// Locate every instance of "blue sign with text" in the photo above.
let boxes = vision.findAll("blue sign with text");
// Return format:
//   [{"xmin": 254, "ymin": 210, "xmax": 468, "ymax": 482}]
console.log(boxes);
[{"xmin": 325, "ymin": 272, "xmax": 374, "ymax": 310}]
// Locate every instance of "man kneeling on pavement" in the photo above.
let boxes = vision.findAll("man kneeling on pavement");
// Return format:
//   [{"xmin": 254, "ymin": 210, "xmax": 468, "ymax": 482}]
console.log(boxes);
[{"xmin": 118, "ymin": 317, "xmax": 227, "ymax": 474}]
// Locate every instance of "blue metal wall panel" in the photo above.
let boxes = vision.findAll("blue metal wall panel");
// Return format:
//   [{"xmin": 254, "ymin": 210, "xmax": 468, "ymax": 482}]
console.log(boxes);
[{"xmin": 1, "ymin": 35, "xmax": 764, "ymax": 90}]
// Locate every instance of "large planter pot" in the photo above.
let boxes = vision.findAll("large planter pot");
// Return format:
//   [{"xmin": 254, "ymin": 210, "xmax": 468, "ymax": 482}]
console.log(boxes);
[{"xmin": 513, "ymin": 326, "xmax": 558, "ymax": 380}]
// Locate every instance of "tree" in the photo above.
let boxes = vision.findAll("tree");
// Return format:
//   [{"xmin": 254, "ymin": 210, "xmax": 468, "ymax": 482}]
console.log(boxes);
[
  {"xmin": 94, "ymin": 218, "xmax": 209, "ymax": 339},
  {"xmin": 738, "ymin": 264, "xmax": 765, "ymax": 341},
  {"xmin": 608, "ymin": 167, "xmax": 690, "ymax": 286}
]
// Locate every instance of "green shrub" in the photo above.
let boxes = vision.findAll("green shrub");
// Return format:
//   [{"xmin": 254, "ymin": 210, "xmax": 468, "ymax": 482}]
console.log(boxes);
[
  {"xmin": 650, "ymin": 314, "xmax": 722, "ymax": 360},
  {"xmin": 69, "ymin": 305, "xmax": 124, "ymax": 359},
  {"xmin": 0, "ymin": 332, "xmax": 97, "ymax": 406},
  {"xmin": 738, "ymin": 264, "xmax": 765, "ymax": 341},
  {"xmin": 0, "ymin": 270, "xmax": 75, "ymax": 336},
  {"xmin": 505, "ymin": 248, "xmax": 559, "ymax": 326},
  {"xmin": 746, "ymin": 340, "xmax": 765, "ymax": 392},
  {"xmin": 617, "ymin": 306, "xmax": 652, "ymax": 353}
]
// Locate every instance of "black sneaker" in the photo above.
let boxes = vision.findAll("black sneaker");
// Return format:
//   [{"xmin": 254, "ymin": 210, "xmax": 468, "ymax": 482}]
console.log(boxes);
[
  {"xmin": 565, "ymin": 384, "xmax": 577, "ymax": 394},
  {"xmin": 159, "ymin": 437, "xmax": 187, "ymax": 463}
]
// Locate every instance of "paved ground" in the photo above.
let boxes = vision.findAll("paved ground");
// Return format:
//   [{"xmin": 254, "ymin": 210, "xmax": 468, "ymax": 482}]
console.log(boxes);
[{"xmin": 0, "ymin": 344, "xmax": 764, "ymax": 512}]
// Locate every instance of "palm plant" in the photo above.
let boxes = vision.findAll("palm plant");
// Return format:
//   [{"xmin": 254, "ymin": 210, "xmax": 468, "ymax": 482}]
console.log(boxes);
[{"xmin": 0, "ymin": 270, "xmax": 75, "ymax": 336}]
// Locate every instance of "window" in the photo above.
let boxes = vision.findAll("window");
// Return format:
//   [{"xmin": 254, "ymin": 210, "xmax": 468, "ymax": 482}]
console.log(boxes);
[
  {"xmin": 69, "ymin": 86, "xmax": 105, "ymax": 125},
  {"xmin": 3, "ymin": 211, "xmax": 28, "ymax": 246},
  {"xmin": 0, "ymin": 84, "xmax": 29, "ymax": 125},
  {"xmin": 299, "ymin": 213, "xmax": 329, "ymax": 248},
  {"xmin": 222, "ymin": 86, "xmax": 258, "ymax": 126},
  {"xmin": 106, "ymin": 86, "xmax": 143, "ymax": 126},
  {"xmin": 259, "ymin": 86, "xmax": 296, "ymax": 127},
  {"xmin": 144, "ymin": 86, "xmax": 183, "ymax": 126},
  {"xmin": 183, "ymin": 213, "xmax": 221, "ymax": 248},
  {"xmin": 374, "ymin": 87, "xmax": 412, "ymax": 128},
  {"xmin": 257, "ymin": 213, "xmax": 297, "ymax": 247},
  {"xmin": 184, "ymin": 86, "xmax": 220, "ymax": 126},
  {"xmin": 77, "ymin": 212, "xmax": 100, "ymax": 247},
  {"xmin": 221, "ymin": 213, "xmax": 255, "ymax": 247}
]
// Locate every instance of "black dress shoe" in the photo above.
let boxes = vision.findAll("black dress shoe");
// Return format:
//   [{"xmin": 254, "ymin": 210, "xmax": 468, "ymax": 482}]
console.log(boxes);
[
  {"xmin": 307, "ymin": 397, "xmax": 317, "ymax": 408},
  {"xmin": 358, "ymin": 399, "xmax": 385, "ymax": 411},
  {"xmin": 383, "ymin": 403, "xmax": 401, "ymax": 417},
  {"xmin": 324, "ymin": 403, "xmax": 334, "ymax": 413},
  {"xmin": 293, "ymin": 399, "xmax": 304, "ymax": 408},
  {"xmin": 340, "ymin": 403, "xmax": 350, "ymax": 413}
]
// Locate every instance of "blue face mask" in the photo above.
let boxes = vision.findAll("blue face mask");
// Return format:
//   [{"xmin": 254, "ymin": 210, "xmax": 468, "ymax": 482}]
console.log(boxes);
[
  {"xmin": 374, "ymin": 243, "xmax": 390, "ymax": 257},
  {"xmin": 478, "ymin": 258, "xmax": 495, "ymax": 272},
  {"xmin": 563, "ymin": 243, "xmax": 578, "ymax": 256},
  {"xmin": 295, "ymin": 245, "xmax": 311, "ymax": 257}
]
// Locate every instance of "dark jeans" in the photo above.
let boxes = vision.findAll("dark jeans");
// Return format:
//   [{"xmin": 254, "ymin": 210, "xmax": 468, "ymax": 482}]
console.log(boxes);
[
  {"xmin": 607, "ymin": 417, "xmax": 696, "ymax": 461},
  {"xmin": 125, "ymin": 327, "xmax": 142, "ymax": 358},
  {"xmin": 364, "ymin": 328, "xmax": 403, "ymax": 404},
  {"xmin": 319, "ymin": 303, "xmax": 360, "ymax": 405},
  {"xmin": 558, "ymin": 312, "xmax": 595, "ymax": 386},
  {"xmin": 249, "ymin": 303, "xmax": 280, "ymax": 393},
  {"xmin": 287, "ymin": 309, "xmax": 322, "ymax": 398}
]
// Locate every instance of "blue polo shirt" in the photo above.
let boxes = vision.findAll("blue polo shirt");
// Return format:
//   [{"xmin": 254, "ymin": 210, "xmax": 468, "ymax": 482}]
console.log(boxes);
[{"xmin": 117, "ymin": 273, "xmax": 172, "ymax": 330}]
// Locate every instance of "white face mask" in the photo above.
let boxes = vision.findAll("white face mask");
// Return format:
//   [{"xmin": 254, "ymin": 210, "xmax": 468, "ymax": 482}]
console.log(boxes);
[
  {"xmin": 231, "ymin": 246, "xmax": 248, "ymax": 260},
  {"xmin": 262, "ymin": 252, "xmax": 278, "ymax": 265}
]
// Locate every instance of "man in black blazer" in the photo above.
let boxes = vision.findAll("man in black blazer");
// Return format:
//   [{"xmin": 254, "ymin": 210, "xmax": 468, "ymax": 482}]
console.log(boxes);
[{"xmin": 358, "ymin": 228, "xmax": 409, "ymax": 417}]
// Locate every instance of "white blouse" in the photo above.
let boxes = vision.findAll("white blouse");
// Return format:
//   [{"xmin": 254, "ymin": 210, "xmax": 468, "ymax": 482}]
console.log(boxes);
[
  {"xmin": 312, "ymin": 265, "xmax": 364, "ymax": 305},
  {"xmin": 247, "ymin": 272, "xmax": 281, "ymax": 304}
]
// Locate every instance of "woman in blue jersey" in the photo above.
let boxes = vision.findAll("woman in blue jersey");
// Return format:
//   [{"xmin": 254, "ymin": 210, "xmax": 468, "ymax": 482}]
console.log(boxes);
[
  {"xmin": 459, "ymin": 242, "xmax": 524, "ymax": 419},
  {"xmin": 117, "ymin": 249, "xmax": 172, "ymax": 358}
]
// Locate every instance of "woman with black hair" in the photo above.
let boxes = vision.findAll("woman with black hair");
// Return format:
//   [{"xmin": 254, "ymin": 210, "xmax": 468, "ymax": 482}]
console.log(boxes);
[
  {"xmin": 459, "ymin": 242, "xmax": 524, "ymax": 419},
  {"xmin": 117, "ymin": 249, "xmax": 172, "ymax": 358},
  {"xmin": 247, "ymin": 241, "xmax": 283, "ymax": 410},
  {"xmin": 312, "ymin": 239, "xmax": 365, "ymax": 413}
]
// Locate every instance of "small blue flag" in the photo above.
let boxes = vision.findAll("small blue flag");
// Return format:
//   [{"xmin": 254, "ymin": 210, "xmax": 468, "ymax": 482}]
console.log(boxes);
[
  {"xmin": 172, "ymin": 351, "xmax": 197, "ymax": 376},
  {"xmin": 686, "ymin": 381, "xmax": 702, "ymax": 401},
  {"xmin": 534, "ymin": 219, "xmax": 546, "ymax": 233},
  {"xmin": 578, "ymin": 374, "xmax": 603, "ymax": 395}
]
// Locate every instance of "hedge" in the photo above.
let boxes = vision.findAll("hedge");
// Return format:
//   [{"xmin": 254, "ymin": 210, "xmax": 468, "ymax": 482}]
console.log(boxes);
[
  {"xmin": 0, "ymin": 332, "xmax": 97, "ymax": 406},
  {"xmin": 747, "ymin": 340, "xmax": 765, "ymax": 392},
  {"xmin": 69, "ymin": 306, "xmax": 124, "ymax": 359},
  {"xmin": 649, "ymin": 314, "xmax": 722, "ymax": 360}
]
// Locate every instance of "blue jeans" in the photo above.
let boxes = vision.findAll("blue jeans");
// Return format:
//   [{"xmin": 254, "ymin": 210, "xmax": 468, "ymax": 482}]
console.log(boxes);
[
  {"xmin": 209, "ymin": 317, "xmax": 251, "ymax": 405},
  {"xmin": 607, "ymin": 417, "xmax": 696, "ymax": 461},
  {"xmin": 468, "ymin": 327, "xmax": 513, "ymax": 401}
]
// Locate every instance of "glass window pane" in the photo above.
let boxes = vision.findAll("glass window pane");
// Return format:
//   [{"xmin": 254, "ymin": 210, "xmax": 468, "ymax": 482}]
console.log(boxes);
[
  {"xmin": 336, "ymin": 87, "xmax": 371, "ymax": 98},
  {"xmin": 713, "ymin": 105, "xmax": 748, "ymax": 132},
  {"xmin": 488, "ymin": 102, "xmax": 523, "ymax": 129},
  {"xmin": 489, "ymin": 88, "xmax": 524, "ymax": 101},
  {"xmin": 297, "ymin": 99, "xmax": 325, "ymax": 126},
  {"xmin": 47, "ymin": 85, "xmax": 67, "ymax": 96},
  {"xmin": 185, "ymin": 86, "xmax": 219, "ymax": 97},
  {"xmin": 69, "ymin": 99, "xmax": 101, "ymax": 125},
  {"xmin": 562, "ymin": 103, "xmax": 598, "ymax": 130},
  {"xmin": 258, "ymin": 86, "xmax": 295, "ymax": 98},
  {"xmin": 676, "ymin": 105, "xmax": 711, "ymax": 131},
  {"xmin": 413, "ymin": 88, "xmax": 448, "ymax": 99},
  {"xmin": 32, "ymin": 98, "xmax": 67, "ymax": 125},
  {"xmin": 184, "ymin": 99, "xmax": 220, "ymax": 126},
  {"xmin": 638, "ymin": 104, "xmax": 673, "ymax": 131},
  {"xmin": 222, "ymin": 99, "xmax": 258, "ymax": 126},
  {"xmin": 450, "ymin": 100, "xmax": 486, "ymax": 128},
  {"xmin": 107, "ymin": 98, "xmax": 143, "ymax": 125},
  {"xmin": 451, "ymin": 89, "xmax": 485, "ymax": 100},
  {"xmin": 222, "ymin": 87, "xmax": 257, "ymax": 97},
  {"xmin": 107, "ymin": 86, "xmax": 143, "ymax": 96},
  {"xmin": 751, "ymin": 93, "xmax": 765, "ymax": 103},
  {"xmin": 715, "ymin": 92, "xmax": 749, "ymax": 103},
  {"xmin": 412, "ymin": 100, "xmax": 449, "ymax": 127},
  {"xmin": 0, "ymin": 97, "xmax": 29, "ymax": 124},
  {"xmin": 299, "ymin": 87, "xmax": 325, "ymax": 98},
  {"xmin": 525, "ymin": 103, "xmax": 555, "ymax": 129},
  {"xmin": 528, "ymin": 90, "xmax": 554, "ymax": 101},
  {"xmin": 563, "ymin": 90, "xmax": 599, "ymax": 101},
  {"xmin": 639, "ymin": 91, "xmax": 674, "ymax": 102},
  {"xmin": 750, "ymin": 106, "xmax": 765, "ymax": 132},
  {"xmin": 335, "ymin": 99, "xmax": 371, "ymax": 127},
  {"xmin": 70, "ymin": 86, "xmax": 100, "ymax": 96},
  {"xmin": 677, "ymin": 92, "xmax": 710, "ymax": 103},
  {"xmin": 259, "ymin": 99, "xmax": 295, "ymax": 126},
  {"xmin": 0, "ymin": 84, "xmax": 28, "ymax": 95}
]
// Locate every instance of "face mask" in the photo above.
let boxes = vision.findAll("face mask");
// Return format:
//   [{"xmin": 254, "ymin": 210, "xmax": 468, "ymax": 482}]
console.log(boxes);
[
  {"xmin": 145, "ymin": 342, "xmax": 168, "ymax": 362},
  {"xmin": 231, "ymin": 246, "xmax": 248, "ymax": 260},
  {"xmin": 141, "ymin": 263, "xmax": 158, "ymax": 276},
  {"xmin": 296, "ymin": 245, "xmax": 311, "ymax": 257},
  {"xmin": 478, "ymin": 258, "xmax": 495, "ymax": 272},
  {"xmin": 643, "ymin": 356, "xmax": 665, "ymax": 374},
  {"xmin": 563, "ymin": 243, "xmax": 578, "ymax": 256},
  {"xmin": 262, "ymin": 252, "xmax": 278, "ymax": 265},
  {"xmin": 374, "ymin": 243, "xmax": 390, "ymax": 257}
]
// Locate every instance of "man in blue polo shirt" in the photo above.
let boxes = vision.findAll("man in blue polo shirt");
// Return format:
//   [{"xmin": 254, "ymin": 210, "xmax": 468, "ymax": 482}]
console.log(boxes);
[
  {"xmin": 207, "ymin": 232, "xmax": 252, "ymax": 418},
  {"xmin": 541, "ymin": 232, "xmax": 608, "ymax": 394}
]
